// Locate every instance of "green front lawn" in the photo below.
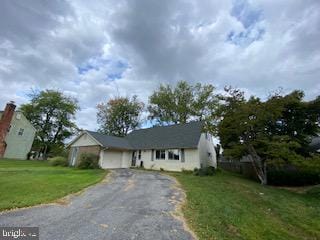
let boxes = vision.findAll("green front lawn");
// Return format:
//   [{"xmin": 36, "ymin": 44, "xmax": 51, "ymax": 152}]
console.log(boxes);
[
  {"xmin": 171, "ymin": 171, "xmax": 320, "ymax": 240},
  {"xmin": 0, "ymin": 159, "xmax": 106, "ymax": 211}
]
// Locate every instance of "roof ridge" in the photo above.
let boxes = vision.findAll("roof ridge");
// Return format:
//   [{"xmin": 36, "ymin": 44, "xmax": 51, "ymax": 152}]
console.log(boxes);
[
  {"xmin": 85, "ymin": 121, "xmax": 204, "ymax": 137},
  {"xmin": 128, "ymin": 120, "xmax": 204, "ymax": 134},
  {"xmin": 86, "ymin": 130, "xmax": 126, "ymax": 139}
]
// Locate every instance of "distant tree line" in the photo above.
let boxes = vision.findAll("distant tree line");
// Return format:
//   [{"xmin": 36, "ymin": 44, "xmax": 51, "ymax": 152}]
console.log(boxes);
[{"xmin": 21, "ymin": 82, "xmax": 320, "ymax": 185}]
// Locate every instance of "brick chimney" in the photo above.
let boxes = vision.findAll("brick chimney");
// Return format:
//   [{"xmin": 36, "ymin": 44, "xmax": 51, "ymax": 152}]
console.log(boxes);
[{"xmin": 0, "ymin": 101, "xmax": 16, "ymax": 157}]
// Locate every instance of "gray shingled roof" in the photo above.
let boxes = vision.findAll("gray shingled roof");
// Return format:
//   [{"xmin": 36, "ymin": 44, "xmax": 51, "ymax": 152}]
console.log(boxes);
[
  {"xmin": 86, "ymin": 131, "xmax": 133, "ymax": 150},
  {"xmin": 86, "ymin": 121, "xmax": 204, "ymax": 150},
  {"xmin": 126, "ymin": 121, "xmax": 204, "ymax": 150}
]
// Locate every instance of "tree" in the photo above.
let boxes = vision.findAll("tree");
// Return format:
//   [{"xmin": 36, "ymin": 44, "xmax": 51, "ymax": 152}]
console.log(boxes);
[
  {"xmin": 20, "ymin": 90, "xmax": 79, "ymax": 158},
  {"xmin": 97, "ymin": 96, "xmax": 144, "ymax": 137},
  {"xmin": 218, "ymin": 88, "xmax": 320, "ymax": 185},
  {"xmin": 148, "ymin": 81, "xmax": 219, "ymax": 133}
]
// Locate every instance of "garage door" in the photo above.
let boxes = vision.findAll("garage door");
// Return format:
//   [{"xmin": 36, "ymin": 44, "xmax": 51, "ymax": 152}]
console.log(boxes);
[{"xmin": 100, "ymin": 150, "xmax": 122, "ymax": 169}]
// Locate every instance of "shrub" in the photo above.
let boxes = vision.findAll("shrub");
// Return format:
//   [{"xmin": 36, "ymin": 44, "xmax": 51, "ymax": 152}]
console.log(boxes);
[
  {"xmin": 267, "ymin": 154, "xmax": 320, "ymax": 186},
  {"xmin": 48, "ymin": 156, "xmax": 68, "ymax": 167},
  {"xmin": 193, "ymin": 167, "xmax": 215, "ymax": 176},
  {"xmin": 77, "ymin": 153, "xmax": 100, "ymax": 169},
  {"xmin": 181, "ymin": 168, "xmax": 193, "ymax": 174},
  {"xmin": 267, "ymin": 169, "xmax": 320, "ymax": 186},
  {"xmin": 47, "ymin": 144, "xmax": 69, "ymax": 158},
  {"xmin": 160, "ymin": 168, "xmax": 164, "ymax": 171}
]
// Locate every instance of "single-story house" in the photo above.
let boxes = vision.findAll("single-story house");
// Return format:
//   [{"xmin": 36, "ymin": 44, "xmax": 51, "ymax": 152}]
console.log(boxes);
[{"xmin": 67, "ymin": 121, "xmax": 216, "ymax": 171}]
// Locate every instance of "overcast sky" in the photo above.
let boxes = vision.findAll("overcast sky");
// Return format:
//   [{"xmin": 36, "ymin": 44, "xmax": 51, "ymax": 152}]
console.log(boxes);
[{"xmin": 1, "ymin": 0, "xmax": 319, "ymax": 131}]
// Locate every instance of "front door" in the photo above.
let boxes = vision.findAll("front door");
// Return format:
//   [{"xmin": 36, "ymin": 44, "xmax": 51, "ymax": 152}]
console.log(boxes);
[{"xmin": 131, "ymin": 151, "xmax": 137, "ymax": 167}]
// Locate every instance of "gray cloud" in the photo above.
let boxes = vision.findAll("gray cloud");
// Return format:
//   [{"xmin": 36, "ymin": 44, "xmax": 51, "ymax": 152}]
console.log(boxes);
[{"xmin": 0, "ymin": 0, "xmax": 319, "ymax": 131}]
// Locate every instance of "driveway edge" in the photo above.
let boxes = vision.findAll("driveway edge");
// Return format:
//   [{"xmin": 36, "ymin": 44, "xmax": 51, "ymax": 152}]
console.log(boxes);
[{"xmin": 164, "ymin": 173, "xmax": 199, "ymax": 240}]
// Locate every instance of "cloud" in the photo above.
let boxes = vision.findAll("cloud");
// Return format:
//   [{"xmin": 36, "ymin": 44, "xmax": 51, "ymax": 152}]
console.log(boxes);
[{"xmin": 0, "ymin": 0, "xmax": 319, "ymax": 131}]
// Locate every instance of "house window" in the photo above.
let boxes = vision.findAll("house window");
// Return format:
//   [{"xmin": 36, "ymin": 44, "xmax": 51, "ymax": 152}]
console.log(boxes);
[
  {"xmin": 155, "ymin": 150, "xmax": 165, "ymax": 160},
  {"xmin": 18, "ymin": 128, "xmax": 24, "ymax": 136},
  {"xmin": 138, "ymin": 150, "xmax": 142, "ymax": 160},
  {"xmin": 208, "ymin": 152, "xmax": 212, "ymax": 158},
  {"xmin": 168, "ymin": 149, "xmax": 180, "ymax": 160}
]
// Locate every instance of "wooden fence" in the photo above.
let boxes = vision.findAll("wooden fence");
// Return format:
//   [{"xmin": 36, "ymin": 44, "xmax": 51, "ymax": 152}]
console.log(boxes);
[{"xmin": 218, "ymin": 157, "xmax": 259, "ymax": 181}]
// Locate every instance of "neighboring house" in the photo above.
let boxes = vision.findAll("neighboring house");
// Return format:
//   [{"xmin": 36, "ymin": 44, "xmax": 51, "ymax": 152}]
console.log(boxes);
[
  {"xmin": 310, "ymin": 137, "xmax": 320, "ymax": 153},
  {"xmin": 0, "ymin": 102, "xmax": 36, "ymax": 160},
  {"xmin": 67, "ymin": 121, "xmax": 216, "ymax": 171}
]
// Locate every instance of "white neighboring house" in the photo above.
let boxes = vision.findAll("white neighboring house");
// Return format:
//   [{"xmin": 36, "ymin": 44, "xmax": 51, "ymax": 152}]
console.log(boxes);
[{"xmin": 67, "ymin": 121, "xmax": 217, "ymax": 171}]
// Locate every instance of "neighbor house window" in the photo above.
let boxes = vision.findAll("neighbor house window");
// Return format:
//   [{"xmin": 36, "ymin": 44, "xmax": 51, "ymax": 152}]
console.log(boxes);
[
  {"xmin": 168, "ymin": 149, "xmax": 179, "ymax": 160},
  {"xmin": 155, "ymin": 150, "xmax": 165, "ymax": 160},
  {"xmin": 18, "ymin": 128, "xmax": 24, "ymax": 136},
  {"xmin": 138, "ymin": 150, "xmax": 142, "ymax": 160}
]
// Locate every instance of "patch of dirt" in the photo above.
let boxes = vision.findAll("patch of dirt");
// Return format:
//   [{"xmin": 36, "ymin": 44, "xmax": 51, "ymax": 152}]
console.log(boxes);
[
  {"xmin": 123, "ymin": 178, "xmax": 136, "ymax": 191},
  {"xmin": 227, "ymin": 224, "xmax": 241, "ymax": 237},
  {"xmin": 99, "ymin": 224, "xmax": 109, "ymax": 229},
  {"xmin": 274, "ymin": 185, "xmax": 318, "ymax": 194}
]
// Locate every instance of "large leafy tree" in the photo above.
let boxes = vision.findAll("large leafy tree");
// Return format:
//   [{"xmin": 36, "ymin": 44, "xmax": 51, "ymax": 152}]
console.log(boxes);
[
  {"xmin": 148, "ymin": 81, "xmax": 219, "ymax": 133},
  {"xmin": 20, "ymin": 90, "xmax": 79, "ymax": 157},
  {"xmin": 97, "ymin": 96, "xmax": 144, "ymax": 137},
  {"xmin": 218, "ymin": 88, "xmax": 320, "ymax": 184}
]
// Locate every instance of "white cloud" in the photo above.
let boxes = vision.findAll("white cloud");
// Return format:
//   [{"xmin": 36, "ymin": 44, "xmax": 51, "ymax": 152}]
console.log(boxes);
[{"xmin": 0, "ymin": 0, "xmax": 319, "ymax": 131}]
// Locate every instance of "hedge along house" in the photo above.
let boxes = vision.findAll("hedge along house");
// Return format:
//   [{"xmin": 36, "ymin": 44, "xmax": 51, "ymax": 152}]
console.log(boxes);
[{"xmin": 67, "ymin": 121, "xmax": 217, "ymax": 171}]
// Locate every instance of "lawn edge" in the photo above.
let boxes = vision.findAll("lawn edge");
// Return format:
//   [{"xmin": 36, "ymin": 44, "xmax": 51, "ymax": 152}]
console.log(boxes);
[
  {"xmin": 164, "ymin": 173, "xmax": 199, "ymax": 240},
  {"xmin": 0, "ymin": 170, "xmax": 109, "ymax": 213}
]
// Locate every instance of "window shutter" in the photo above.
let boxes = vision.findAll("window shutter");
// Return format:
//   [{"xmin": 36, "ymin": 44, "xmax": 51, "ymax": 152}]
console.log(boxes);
[{"xmin": 151, "ymin": 149, "xmax": 154, "ymax": 161}]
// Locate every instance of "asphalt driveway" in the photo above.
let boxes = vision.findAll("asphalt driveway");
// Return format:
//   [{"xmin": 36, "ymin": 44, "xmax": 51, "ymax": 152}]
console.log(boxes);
[{"xmin": 0, "ymin": 169, "xmax": 195, "ymax": 240}]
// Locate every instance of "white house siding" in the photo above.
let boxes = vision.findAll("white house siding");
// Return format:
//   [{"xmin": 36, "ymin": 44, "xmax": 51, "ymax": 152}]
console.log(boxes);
[
  {"xmin": 135, "ymin": 148, "xmax": 200, "ymax": 171},
  {"xmin": 100, "ymin": 149, "xmax": 131, "ymax": 169},
  {"xmin": 72, "ymin": 133, "xmax": 98, "ymax": 147},
  {"xmin": 198, "ymin": 133, "xmax": 217, "ymax": 168}
]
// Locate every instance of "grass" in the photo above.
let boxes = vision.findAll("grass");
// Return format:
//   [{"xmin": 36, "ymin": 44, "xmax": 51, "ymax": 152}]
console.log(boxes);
[
  {"xmin": 0, "ymin": 159, "xmax": 106, "ymax": 211},
  {"xmin": 170, "ymin": 170, "xmax": 320, "ymax": 240}
]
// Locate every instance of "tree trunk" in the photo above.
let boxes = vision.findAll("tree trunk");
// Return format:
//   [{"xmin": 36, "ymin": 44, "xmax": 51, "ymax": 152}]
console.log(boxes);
[{"xmin": 247, "ymin": 144, "xmax": 268, "ymax": 185}]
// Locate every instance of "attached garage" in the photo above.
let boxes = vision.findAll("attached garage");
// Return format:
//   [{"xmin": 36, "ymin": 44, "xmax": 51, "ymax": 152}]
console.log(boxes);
[
  {"xmin": 67, "ymin": 130, "xmax": 133, "ymax": 169},
  {"xmin": 100, "ymin": 149, "xmax": 131, "ymax": 169}
]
